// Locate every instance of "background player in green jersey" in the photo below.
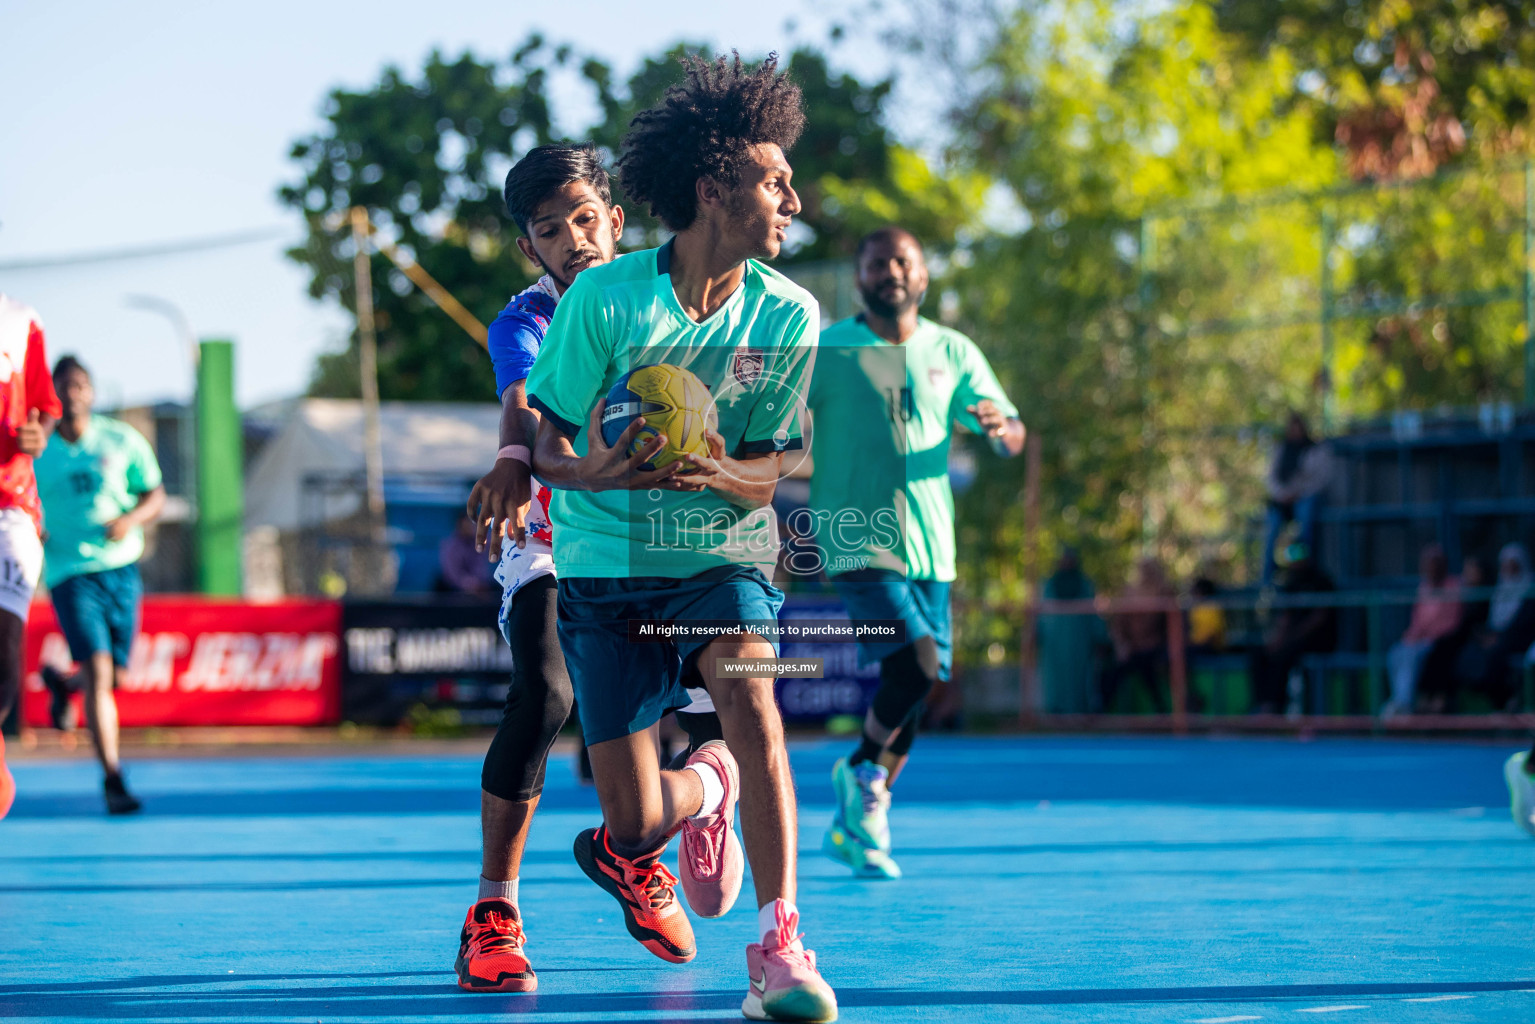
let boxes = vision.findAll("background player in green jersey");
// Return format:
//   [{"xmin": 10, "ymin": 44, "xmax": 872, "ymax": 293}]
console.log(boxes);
[
  {"xmin": 34, "ymin": 356, "xmax": 165, "ymax": 814},
  {"xmin": 805, "ymin": 226, "xmax": 1025, "ymax": 879},
  {"xmin": 525, "ymin": 54, "xmax": 836, "ymax": 1022}
]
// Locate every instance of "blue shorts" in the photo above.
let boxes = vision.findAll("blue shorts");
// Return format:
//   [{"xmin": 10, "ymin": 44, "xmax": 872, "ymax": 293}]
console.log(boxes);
[
  {"xmin": 557, "ymin": 565, "xmax": 784, "ymax": 745},
  {"xmin": 51, "ymin": 564, "xmax": 143, "ymax": 670},
  {"xmin": 830, "ymin": 569, "xmax": 952, "ymax": 681}
]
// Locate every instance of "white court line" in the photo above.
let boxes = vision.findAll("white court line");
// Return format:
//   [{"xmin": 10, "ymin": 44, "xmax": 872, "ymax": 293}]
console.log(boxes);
[
  {"xmin": 1295, "ymin": 1007, "xmax": 1368, "ymax": 1014},
  {"xmin": 1192, "ymin": 1016, "xmax": 1262, "ymax": 1023},
  {"xmin": 1402, "ymin": 995, "xmax": 1471, "ymax": 1003}
]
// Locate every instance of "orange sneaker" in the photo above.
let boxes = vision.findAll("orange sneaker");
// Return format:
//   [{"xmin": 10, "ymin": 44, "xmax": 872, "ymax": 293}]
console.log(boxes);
[
  {"xmin": 454, "ymin": 898, "xmax": 536, "ymax": 992},
  {"xmin": 573, "ymin": 825, "xmax": 695, "ymax": 963},
  {"xmin": 0, "ymin": 733, "xmax": 14, "ymax": 820}
]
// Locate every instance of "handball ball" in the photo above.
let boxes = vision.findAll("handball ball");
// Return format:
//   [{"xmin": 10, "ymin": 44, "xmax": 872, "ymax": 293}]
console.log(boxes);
[{"xmin": 600, "ymin": 363, "xmax": 718, "ymax": 470}]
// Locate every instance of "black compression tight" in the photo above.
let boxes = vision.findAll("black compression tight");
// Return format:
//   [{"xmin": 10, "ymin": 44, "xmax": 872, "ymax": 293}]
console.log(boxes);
[
  {"xmin": 851, "ymin": 636, "xmax": 941, "ymax": 765},
  {"xmin": 481, "ymin": 576, "xmax": 573, "ymax": 802}
]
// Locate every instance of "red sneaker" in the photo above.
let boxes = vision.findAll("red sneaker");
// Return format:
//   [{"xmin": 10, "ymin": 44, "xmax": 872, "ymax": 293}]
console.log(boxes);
[
  {"xmin": 743, "ymin": 905, "xmax": 838, "ymax": 1022},
  {"xmin": 454, "ymin": 898, "xmax": 536, "ymax": 992},
  {"xmin": 573, "ymin": 825, "xmax": 695, "ymax": 963},
  {"xmin": 0, "ymin": 734, "xmax": 14, "ymax": 820},
  {"xmin": 678, "ymin": 739, "xmax": 743, "ymax": 918}
]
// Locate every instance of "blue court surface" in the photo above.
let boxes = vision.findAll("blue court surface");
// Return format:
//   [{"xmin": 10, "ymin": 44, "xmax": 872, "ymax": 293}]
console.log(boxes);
[{"xmin": 2, "ymin": 735, "xmax": 1532, "ymax": 1023}]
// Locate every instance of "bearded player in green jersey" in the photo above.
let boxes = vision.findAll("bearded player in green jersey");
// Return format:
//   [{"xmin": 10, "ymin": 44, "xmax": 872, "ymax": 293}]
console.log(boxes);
[{"xmin": 805, "ymin": 226, "xmax": 1025, "ymax": 879}]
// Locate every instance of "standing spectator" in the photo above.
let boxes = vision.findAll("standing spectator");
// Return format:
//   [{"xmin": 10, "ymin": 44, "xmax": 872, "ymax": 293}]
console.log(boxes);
[
  {"xmin": 437, "ymin": 514, "xmax": 495, "ymax": 594},
  {"xmin": 0, "ymin": 294, "xmax": 62, "ymax": 821},
  {"xmin": 1380, "ymin": 543, "xmax": 1461, "ymax": 718},
  {"xmin": 1261, "ymin": 412, "xmax": 1335, "ymax": 585},
  {"xmin": 1249, "ymin": 545, "xmax": 1338, "ymax": 714},
  {"xmin": 1037, "ymin": 547, "xmax": 1104, "ymax": 714},
  {"xmin": 34, "ymin": 356, "xmax": 162, "ymax": 815},
  {"xmin": 1100, "ymin": 557, "xmax": 1173, "ymax": 713}
]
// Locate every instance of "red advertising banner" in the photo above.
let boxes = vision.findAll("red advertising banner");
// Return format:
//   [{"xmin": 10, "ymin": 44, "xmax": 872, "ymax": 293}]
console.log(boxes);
[{"xmin": 21, "ymin": 597, "xmax": 343, "ymax": 727}]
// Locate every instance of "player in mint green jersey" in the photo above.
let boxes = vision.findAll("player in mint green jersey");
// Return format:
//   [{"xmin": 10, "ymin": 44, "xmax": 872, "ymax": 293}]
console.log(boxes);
[
  {"xmin": 805, "ymin": 226, "xmax": 1025, "ymax": 879},
  {"xmin": 525, "ymin": 54, "xmax": 836, "ymax": 1022},
  {"xmin": 33, "ymin": 356, "xmax": 165, "ymax": 814}
]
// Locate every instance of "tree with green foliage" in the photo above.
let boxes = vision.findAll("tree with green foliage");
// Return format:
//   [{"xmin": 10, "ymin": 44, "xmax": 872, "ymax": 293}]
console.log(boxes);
[
  {"xmin": 281, "ymin": 38, "xmax": 971, "ymax": 400},
  {"xmin": 1217, "ymin": 0, "xmax": 1535, "ymax": 177}
]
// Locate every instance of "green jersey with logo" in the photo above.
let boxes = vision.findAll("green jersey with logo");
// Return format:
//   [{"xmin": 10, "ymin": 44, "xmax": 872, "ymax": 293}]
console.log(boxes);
[
  {"xmin": 525, "ymin": 243, "xmax": 818, "ymax": 578},
  {"xmin": 34, "ymin": 415, "xmax": 163, "ymax": 587},
  {"xmin": 807, "ymin": 315, "xmax": 1017, "ymax": 582}
]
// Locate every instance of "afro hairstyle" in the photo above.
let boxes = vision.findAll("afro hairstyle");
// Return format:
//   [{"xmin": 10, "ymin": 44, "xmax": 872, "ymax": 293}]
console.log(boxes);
[{"xmin": 617, "ymin": 52, "xmax": 805, "ymax": 233}]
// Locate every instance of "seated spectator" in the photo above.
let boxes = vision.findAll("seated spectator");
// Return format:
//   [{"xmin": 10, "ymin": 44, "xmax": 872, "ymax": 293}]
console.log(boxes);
[
  {"xmin": 1188, "ymin": 575, "xmax": 1227, "ymax": 654},
  {"xmin": 1038, "ymin": 547, "xmax": 1106, "ymax": 714},
  {"xmin": 1417, "ymin": 554, "xmax": 1488, "ymax": 713},
  {"xmin": 1100, "ymin": 557, "xmax": 1173, "ymax": 713},
  {"xmin": 436, "ymin": 514, "xmax": 495, "ymax": 594},
  {"xmin": 1380, "ymin": 544, "xmax": 1461, "ymax": 718},
  {"xmin": 1248, "ymin": 544, "xmax": 1338, "ymax": 714},
  {"xmin": 1261, "ymin": 412, "xmax": 1335, "ymax": 585},
  {"xmin": 1460, "ymin": 543, "xmax": 1535, "ymax": 711}
]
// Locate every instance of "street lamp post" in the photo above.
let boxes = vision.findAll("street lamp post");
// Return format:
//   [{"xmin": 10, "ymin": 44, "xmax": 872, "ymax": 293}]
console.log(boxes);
[{"xmin": 123, "ymin": 294, "xmax": 199, "ymax": 501}]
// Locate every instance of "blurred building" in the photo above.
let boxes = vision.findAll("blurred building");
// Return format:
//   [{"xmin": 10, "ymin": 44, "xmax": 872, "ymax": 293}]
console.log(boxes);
[{"xmin": 243, "ymin": 399, "xmax": 499, "ymax": 596}]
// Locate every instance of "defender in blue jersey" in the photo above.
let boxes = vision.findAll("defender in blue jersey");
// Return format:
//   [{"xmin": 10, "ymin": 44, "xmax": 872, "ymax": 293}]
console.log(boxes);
[
  {"xmin": 453, "ymin": 144, "xmax": 629, "ymax": 994},
  {"xmin": 527, "ymin": 56, "xmax": 837, "ymax": 1022}
]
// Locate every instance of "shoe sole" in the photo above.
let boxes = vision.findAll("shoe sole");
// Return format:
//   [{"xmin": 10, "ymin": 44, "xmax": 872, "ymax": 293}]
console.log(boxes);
[
  {"xmin": 822, "ymin": 824, "xmax": 900, "ymax": 879},
  {"xmin": 453, "ymin": 953, "xmax": 537, "ymax": 993},
  {"xmin": 743, "ymin": 986, "xmax": 839, "ymax": 1022},
  {"xmin": 572, "ymin": 828, "xmax": 695, "ymax": 964}
]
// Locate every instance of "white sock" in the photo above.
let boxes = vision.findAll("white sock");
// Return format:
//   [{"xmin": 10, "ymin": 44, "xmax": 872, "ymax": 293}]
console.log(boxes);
[
  {"xmin": 685, "ymin": 761, "xmax": 725, "ymax": 821},
  {"xmin": 758, "ymin": 898, "xmax": 798, "ymax": 944},
  {"xmin": 478, "ymin": 875, "xmax": 518, "ymax": 904}
]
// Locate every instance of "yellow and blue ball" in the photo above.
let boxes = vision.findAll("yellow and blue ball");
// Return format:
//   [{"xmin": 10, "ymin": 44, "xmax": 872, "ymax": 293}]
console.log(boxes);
[{"xmin": 600, "ymin": 363, "xmax": 717, "ymax": 470}]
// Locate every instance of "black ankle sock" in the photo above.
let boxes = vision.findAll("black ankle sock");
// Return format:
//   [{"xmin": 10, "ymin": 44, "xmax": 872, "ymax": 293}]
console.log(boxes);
[{"xmin": 849, "ymin": 735, "xmax": 882, "ymax": 767}]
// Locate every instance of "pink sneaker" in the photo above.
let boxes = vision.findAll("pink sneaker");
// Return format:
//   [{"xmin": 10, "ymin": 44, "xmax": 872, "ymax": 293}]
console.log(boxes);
[
  {"xmin": 743, "ymin": 905, "xmax": 837, "ymax": 1022},
  {"xmin": 677, "ymin": 739, "xmax": 743, "ymax": 918},
  {"xmin": 0, "ymin": 734, "xmax": 14, "ymax": 820}
]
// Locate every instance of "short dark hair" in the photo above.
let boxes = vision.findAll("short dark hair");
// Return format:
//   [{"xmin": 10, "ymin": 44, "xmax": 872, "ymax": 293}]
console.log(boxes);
[
  {"xmin": 617, "ymin": 52, "xmax": 805, "ymax": 232},
  {"xmin": 53, "ymin": 355, "xmax": 89, "ymax": 381},
  {"xmin": 856, "ymin": 226, "xmax": 925, "ymax": 260},
  {"xmin": 503, "ymin": 143, "xmax": 613, "ymax": 236}
]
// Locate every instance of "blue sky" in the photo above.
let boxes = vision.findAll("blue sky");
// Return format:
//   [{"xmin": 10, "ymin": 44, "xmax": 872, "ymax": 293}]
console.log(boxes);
[{"xmin": 0, "ymin": 0, "xmax": 893, "ymax": 408}]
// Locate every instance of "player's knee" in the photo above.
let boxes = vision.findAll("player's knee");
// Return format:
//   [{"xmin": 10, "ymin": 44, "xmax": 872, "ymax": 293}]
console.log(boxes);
[
  {"xmin": 710, "ymin": 675, "xmax": 778, "ymax": 722},
  {"xmin": 872, "ymin": 636, "xmax": 940, "ymax": 727},
  {"xmin": 540, "ymin": 668, "xmax": 575, "ymax": 736}
]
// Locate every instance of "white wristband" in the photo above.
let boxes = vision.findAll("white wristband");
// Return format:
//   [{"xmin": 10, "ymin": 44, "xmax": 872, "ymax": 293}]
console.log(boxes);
[{"xmin": 497, "ymin": 444, "xmax": 531, "ymax": 466}]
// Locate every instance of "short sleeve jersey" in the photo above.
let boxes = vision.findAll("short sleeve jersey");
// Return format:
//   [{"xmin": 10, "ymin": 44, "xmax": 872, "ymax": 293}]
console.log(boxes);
[
  {"xmin": 485, "ymin": 276, "xmax": 563, "ymax": 549},
  {"xmin": 34, "ymin": 416, "xmax": 163, "ymax": 587},
  {"xmin": 525, "ymin": 243, "xmax": 818, "ymax": 579},
  {"xmin": 0, "ymin": 295, "xmax": 63, "ymax": 534},
  {"xmin": 807, "ymin": 315, "xmax": 1017, "ymax": 582}
]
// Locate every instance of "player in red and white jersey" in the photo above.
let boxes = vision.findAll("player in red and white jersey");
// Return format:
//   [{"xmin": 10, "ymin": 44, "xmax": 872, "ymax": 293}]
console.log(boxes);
[{"xmin": 0, "ymin": 294, "xmax": 63, "ymax": 819}]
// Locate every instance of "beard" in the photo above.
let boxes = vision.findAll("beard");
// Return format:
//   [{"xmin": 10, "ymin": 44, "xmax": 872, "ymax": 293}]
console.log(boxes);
[{"xmin": 860, "ymin": 286, "xmax": 922, "ymax": 319}]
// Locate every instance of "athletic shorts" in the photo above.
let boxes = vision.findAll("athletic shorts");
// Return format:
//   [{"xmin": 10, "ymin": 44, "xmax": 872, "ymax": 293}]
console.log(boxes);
[
  {"xmin": 51, "ymin": 564, "xmax": 142, "ymax": 668},
  {"xmin": 831, "ymin": 568, "xmax": 953, "ymax": 681},
  {"xmin": 495, "ymin": 540, "xmax": 556, "ymax": 638},
  {"xmin": 556, "ymin": 565, "xmax": 783, "ymax": 745},
  {"xmin": 0, "ymin": 507, "xmax": 42, "ymax": 622}
]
